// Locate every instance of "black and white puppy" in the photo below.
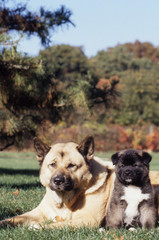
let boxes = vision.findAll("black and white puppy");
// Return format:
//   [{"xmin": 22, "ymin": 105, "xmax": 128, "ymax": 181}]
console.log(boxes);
[{"xmin": 106, "ymin": 149, "xmax": 157, "ymax": 229}]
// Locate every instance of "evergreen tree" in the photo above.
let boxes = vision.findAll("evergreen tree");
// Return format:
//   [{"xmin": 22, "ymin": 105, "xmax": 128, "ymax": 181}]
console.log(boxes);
[{"xmin": 0, "ymin": 0, "xmax": 73, "ymax": 150}]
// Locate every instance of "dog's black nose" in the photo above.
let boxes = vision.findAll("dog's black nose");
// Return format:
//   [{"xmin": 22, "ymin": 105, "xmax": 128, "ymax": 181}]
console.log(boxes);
[
  {"xmin": 53, "ymin": 176, "xmax": 65, "ymax": 185},
  {"xmin": 125, "ymin": 169, "xmax": 132, "ymax": 177}
]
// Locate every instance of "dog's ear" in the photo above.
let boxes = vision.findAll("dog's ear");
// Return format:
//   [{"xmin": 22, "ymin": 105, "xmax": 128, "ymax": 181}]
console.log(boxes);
[
  {"xmin": 33, "ymin": 137, "xmax": 51, "ymax": 166},
  {"xmin": 111, "ymin": 152, "xmax": 119, "ymax": 165},
  {"xmin": 77, "ymin": 136, "xmax": 94, "ymax": 162},
  {"xmin": 111, "ymin": 150, "xmax": 125, "ymax": 165},
  {"xmin": 141, "ymin": 151, "xmax": 152, "ymax": 166}
]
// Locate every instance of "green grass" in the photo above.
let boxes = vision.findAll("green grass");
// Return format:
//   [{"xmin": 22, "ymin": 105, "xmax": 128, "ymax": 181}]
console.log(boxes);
[{"xmin": 0, "ymin": 151, "xmax": 159, "ymax": 239}]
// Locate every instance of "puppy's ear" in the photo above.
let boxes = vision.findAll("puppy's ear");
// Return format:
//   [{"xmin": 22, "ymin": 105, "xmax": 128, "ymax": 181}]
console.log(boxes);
[
  {"xmin": 77, "ymin": 136, "xmax": 94, "ymax": 162},
  {"xmin": 111, "ymin": 152, "xmax": 119, "ymax": 165},
  {"xmin": 142, "ymin": 151, "xmax": 152, "ymax": 166},
  {"xmin": 33, "ymin": 137, "xmax": 51, "ymax": 166}
]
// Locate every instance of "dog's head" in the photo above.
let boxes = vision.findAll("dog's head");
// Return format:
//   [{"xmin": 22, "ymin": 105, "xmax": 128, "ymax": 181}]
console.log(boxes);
[
  {"xmin": 33, "ymin": 136, "xmax": 94, "ymax": 192},
  {"xmin": 111, "ymin": 149, "xmax": 152, "ymax": 186}
]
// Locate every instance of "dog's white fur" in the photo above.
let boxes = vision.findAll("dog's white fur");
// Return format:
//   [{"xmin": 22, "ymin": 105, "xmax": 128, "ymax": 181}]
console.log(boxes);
[{"xmin": 121, "ymin": 185, "xmax": 150, "ymax": 226}]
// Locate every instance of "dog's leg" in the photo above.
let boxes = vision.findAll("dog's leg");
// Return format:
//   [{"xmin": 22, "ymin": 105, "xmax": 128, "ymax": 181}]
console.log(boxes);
[
  {"xmin": 0, "ymin": 216, "xmax": 40, "ymax": 228},
  {"xmin": 0, "ymin": 208, "xmax": 44, "ymax": 228},
  {"xmin": 106, "ymin": 202, "xmax": 125, "ymax": 229},
  {"xmin": 139, "ymin": 202, "xmax": 157, "ymax": 229},
  {"xmin": 45, "ymin": 216, "xmax": 98, "ymax": 228}
]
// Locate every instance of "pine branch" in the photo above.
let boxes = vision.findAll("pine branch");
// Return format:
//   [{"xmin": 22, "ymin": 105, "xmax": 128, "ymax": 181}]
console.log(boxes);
[{"xmin": 0, "ymin": 5, "xmax": 74, "ymax": 45}]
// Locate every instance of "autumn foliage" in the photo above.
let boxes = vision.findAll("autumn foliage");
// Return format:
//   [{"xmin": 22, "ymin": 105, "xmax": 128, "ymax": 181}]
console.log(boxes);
[{"xmin": 39, "ymin": 123, "xmax": 159, "ymax": 152}]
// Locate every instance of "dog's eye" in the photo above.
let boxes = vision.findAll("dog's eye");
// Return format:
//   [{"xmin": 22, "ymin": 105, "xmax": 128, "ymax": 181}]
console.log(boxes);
[
  {"xmin": 68, "ymin": 163, "xmax": 76, "ymax": 168},
  {"xmin": 120, "ymin": 164, "xmax": 124, "ymax": 168},
  {"xmin": 133, "ymin": 163, "xmax": 138, "ymax": 167},
  {"xmin": 50, "ymin": 162, "xmax": 56, "ymax": 168}
]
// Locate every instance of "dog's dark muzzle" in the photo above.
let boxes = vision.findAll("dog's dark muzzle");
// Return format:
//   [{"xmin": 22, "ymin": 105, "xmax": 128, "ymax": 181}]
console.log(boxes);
[
  {"xmin": 50, "ymin": 174, "xmax": 74, "ymax": 192},
  {"xmin": 124, "ymin": 169, "xmax": 134, "ymax": 179},
  {"xmin": 120, "ymin": 166, "xmax": 143, "ymax": 185}
]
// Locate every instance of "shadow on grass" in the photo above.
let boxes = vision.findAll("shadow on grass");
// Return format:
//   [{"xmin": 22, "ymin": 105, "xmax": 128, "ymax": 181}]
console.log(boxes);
[
  {"xmin": 0, "ymin": 207, "xmax": 24, "ymax": 221},
  {"xmin": 0, "ymin": 168, "xmax": 42, "ymax": 189},
  {"xmin": 0, "ymin": 182, "xmax": 42, "ymax": 189},
  {"xmin": 0, "ymin": 168, "xmax": 39, "ymax": 176}
]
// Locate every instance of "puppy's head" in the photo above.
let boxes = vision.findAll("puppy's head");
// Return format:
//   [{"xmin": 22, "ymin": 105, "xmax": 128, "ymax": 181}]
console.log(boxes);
[
  {"xmin": 33, "ymin": 136, "xmax": 94, "ymax": 192},
  {"xmin": 111, "ymin": 149, "xmax": 152, "ymax": 186}
]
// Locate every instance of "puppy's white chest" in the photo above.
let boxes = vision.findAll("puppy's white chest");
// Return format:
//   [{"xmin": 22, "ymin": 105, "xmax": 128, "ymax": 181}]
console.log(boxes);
[{"xmin": 121, "ymin": 185, "xmax": 150, "ymax": 225}]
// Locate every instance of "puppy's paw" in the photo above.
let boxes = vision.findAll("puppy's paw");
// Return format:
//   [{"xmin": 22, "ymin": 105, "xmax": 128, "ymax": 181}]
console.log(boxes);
[
  {"xmin": 99, "ymin": 227, "xmax": 105, "ymax": 233},
  {"xmin": 128, "ymin": 227, "xmax": 137, "ymax": 232}
]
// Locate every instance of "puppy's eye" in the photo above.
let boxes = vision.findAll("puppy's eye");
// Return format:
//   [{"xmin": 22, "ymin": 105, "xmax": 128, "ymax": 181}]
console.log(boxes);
[
  {"xmin": 133, "ymin": 163, "xmax": 138, "ymax": 167},
  {"xmin": 68, "ymin": 163, "xmax": 76, "ymax": 168},
  {"xmin": 50, "ymin": 162, "xmax": 56, "ymax": 168},
  {"xmin": 120, "ymin": 164, "xmax": 124, "ymax": 168}
]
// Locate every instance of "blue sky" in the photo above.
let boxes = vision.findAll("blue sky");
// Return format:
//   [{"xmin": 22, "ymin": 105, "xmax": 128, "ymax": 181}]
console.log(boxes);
[{"xmin": 10, "ymin": 0, "xmax": 159, "ymax": 57}]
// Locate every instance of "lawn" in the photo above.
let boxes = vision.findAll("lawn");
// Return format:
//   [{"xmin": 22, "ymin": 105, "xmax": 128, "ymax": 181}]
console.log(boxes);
[{"xmin": 0, "ymin": 151, "xmax": 159, "ymax": 240}]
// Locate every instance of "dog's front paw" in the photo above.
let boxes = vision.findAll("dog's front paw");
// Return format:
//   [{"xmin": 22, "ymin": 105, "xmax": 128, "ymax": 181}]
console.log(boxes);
[
  {"xmin": 28, "ymin": 223, "xmax": 41, "ymax": 230},
  {"xmin": 128, "ymin": 227, "xmax": 137, "ymax": 232},
  {"xmin": 0, "ymin": 219, "xmax": 14, "ymax": 228},
  {"xmin": 99, "ymin": 227, "xmax": 105, "ymax": 233}
]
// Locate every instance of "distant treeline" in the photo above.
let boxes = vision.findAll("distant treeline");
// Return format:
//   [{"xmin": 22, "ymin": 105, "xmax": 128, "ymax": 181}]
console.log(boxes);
[
  {"xmin": 40, "ymin": 41, "xmax": 159, "ymax": 126},
  {"xmin": 1, "ymin": 40, "xmax": 159, "ymax": 149}
]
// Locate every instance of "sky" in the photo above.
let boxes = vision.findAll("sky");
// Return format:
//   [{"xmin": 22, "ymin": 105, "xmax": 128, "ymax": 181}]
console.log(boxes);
[{"xmin": 7, "ymin": 0, "xmax": 159, "ymax": 57}]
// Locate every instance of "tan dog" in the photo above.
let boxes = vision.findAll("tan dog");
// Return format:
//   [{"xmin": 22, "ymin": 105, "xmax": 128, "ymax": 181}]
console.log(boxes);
[
  {"xmin": 0, "ymin": 136, "xmax": 159, "ymax": 229},
  {"xmin": 0, "ymin": 136, "xmax": 114, "ymax": 228}
]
